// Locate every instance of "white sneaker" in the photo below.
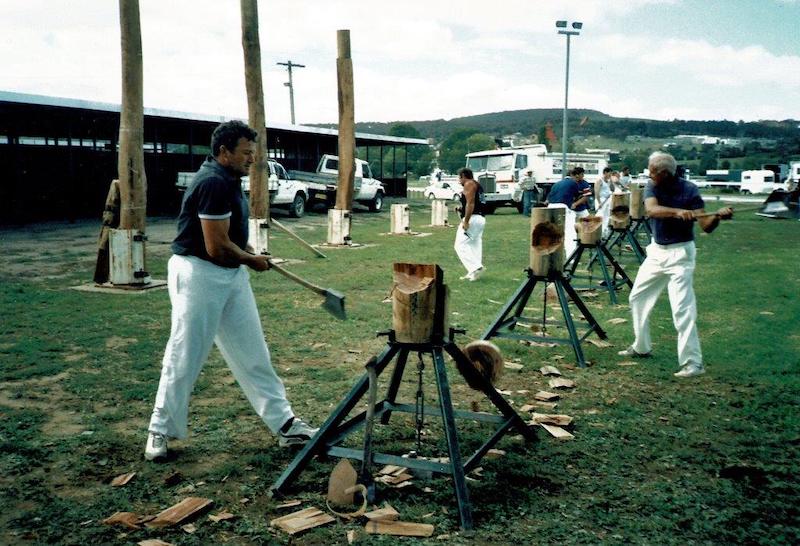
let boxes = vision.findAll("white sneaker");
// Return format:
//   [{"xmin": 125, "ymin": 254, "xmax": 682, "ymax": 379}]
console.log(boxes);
[
  {"xmin": 145, "ymin": 432, "xmax": 168, "ymax": 461},
  {"xmin": 278, "ymin": 418, "xmax": 319, "ymax": 447},
  {"xmin": 617, "ymin": 346, "xmax": 651, "ymax": 358},
  {"xmin": 674, "ymin": 364, "xmax": 705, "ymax": 378},
  {"xmin": 467, "ymin": 267, "xmax": 484, "ymax": 281}
]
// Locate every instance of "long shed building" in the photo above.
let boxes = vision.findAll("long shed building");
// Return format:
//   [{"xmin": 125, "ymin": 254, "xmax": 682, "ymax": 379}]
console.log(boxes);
[{"xmin": 0, "ymin": 91, "xmax": 426, "ymax": 224}]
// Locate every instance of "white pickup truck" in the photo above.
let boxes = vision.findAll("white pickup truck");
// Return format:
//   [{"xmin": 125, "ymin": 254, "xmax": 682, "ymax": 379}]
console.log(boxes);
[{"xmin": 289, "ymin": 154, "xmax": 385, "ymax": 212}]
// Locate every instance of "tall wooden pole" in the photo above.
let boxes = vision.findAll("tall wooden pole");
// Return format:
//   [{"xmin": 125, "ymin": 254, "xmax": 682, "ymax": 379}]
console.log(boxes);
[
  {"xmin": 117, "ymin": 0, "xmax": 146, "ymax": 231},
  {"xmin": 240, "ymin": 0, "xmax": 269, "ymax": 220},
  {"xmin": 335, "ymin": 29, "xmax": 355, "ymax": 211}
]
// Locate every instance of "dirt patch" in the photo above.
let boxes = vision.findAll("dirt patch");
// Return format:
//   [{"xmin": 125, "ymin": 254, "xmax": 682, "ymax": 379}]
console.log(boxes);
[{"xmin": 105, "ymin": 336, "xmax": 138, "ymax": 351}]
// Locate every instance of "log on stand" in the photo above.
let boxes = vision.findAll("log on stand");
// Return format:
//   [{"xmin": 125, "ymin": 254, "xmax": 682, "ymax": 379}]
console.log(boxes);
[{"xmin": 529, "ymin": 206, "xmax": 566, "ymax": 277}]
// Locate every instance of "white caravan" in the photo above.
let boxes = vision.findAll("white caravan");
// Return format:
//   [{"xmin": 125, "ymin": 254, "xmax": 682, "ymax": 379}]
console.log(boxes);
[{"xmin": 740, "ymin": 170, "xmax": 779, "ymax": 194}]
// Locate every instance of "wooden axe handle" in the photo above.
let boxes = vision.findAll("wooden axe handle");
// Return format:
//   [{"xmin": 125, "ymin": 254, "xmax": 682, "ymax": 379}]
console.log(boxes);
[{"xmin": 268, "ymin": 260, "xmax": 326, "ymax": 296}]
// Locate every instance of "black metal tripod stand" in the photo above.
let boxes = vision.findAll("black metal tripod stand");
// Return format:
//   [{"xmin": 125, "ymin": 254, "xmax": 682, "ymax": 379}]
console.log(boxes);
[
  {"xmin": 564, "ymin": 241, "xmax": 633, "ymax": 305},
  {"xmin": 270, "ymin": 328, "xmax": 536, "ymax": 531},
  {"xmin": 600, "ymin": 224, "xmax": 647, "ymax": 264},
  {"xmin": 480, "ymin": 268, "xmax": 607, "ymax": 367}
]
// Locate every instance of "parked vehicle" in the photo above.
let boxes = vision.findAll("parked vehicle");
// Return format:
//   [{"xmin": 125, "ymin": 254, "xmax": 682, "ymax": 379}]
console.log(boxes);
[
  {"xmin": 789, "ymin": 161, "xmax": 800, "ymax": 190},
  {"xmin": 464, "ymin": 144, "xmax": 608, "ymax": 213},
  {"xmin": 740, "ymin": 169, "xmax": 780, "ymax": 194},
  {"xmin": 423, "ymin": 180, "xmax": 461, "ymax": 201},
  {"xmin": 289, "ymin": 154, "xmax": 385, "ymax": 212}
]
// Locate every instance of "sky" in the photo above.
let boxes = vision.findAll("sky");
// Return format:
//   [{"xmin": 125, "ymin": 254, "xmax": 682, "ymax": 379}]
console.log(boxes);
[{"xmin": 2, "ymin": 0, "xmax": 799, "ymax": 126}]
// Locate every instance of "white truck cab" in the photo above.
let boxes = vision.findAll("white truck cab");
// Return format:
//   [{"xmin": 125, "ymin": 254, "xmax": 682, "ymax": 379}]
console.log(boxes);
[{"xmin": 241, "ymin": 159, "xmax": 309, "ymax": 217}]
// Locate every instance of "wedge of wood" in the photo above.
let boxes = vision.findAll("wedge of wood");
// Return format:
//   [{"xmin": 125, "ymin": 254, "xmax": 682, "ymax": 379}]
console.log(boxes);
[
  {"xmin": 365, "ymin": 520, "xmax": 435, "ymax": 537},
  {"xmin": 540, "ymin": 423, "xmax": 574, "ymax": 440},
  {"xmin": 529, "ymin": 413, "xmax": 573, "ymax": 426},
  {"xmin": 364, "ymin": 504, "xmax": 400, "ymax": 522},
  {"xmin": 270, "ymin": 507, "xmax": 335, "ymax": 535},
  {"xmin": 146, "ymin": 497, "xmax": 213, "ymax": 528}
]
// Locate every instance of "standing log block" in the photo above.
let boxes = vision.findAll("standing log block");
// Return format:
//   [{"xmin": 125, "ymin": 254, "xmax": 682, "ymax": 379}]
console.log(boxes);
[
  {"xmin": 327, "ymin": 209, "xmax": 352, "ymax": 245},
  {"xmin": 392, "ymin": 263, "xmax": 447, "ymax": 343},
  {"xmin": 430, "ymin": 199, "xmax": 449, "ymax": 226},
  {"xmin": 390, "ymin": 204, "xmax": 410, "ymax": 234},
  {"xmin": 610, "ymin": 192, "xmax": 631, "ymax": 230},
  {"xmin": 630, "ymin": 184, "xmax": 645, "ymax": 219},
  {"xmin": 577, "ymin": 215, "xmax": 602, "ymax": 245},
  {"xmin": 530, "ymin": 207, "xmax": 565, "ymax": 276}
]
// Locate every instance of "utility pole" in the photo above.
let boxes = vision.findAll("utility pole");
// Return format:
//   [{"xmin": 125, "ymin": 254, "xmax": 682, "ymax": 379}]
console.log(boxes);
[{"xmin": 277, "ymin": 60, "xmax": 305, "ymax": 124}]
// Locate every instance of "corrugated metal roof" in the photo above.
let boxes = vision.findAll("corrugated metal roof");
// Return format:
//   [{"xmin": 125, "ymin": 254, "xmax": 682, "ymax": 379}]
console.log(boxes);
[{"xmin": 0, "ymin": 90, "xmax": 427, "ymax": 145}]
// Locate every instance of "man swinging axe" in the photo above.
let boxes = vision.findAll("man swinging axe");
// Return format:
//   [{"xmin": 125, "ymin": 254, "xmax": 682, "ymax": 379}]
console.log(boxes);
[
  {"xmin": 145, "ymin": 120, "xmax": 318, "ymax": 461},
  {"xmin": 618, "ymin": 151, "xmax": 733, "ymax": 378}
]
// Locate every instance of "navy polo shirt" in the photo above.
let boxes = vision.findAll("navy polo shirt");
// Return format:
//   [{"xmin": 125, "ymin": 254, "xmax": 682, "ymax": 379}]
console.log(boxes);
[
  {"xmin": 645, "ymin": 177, "xmax": 704, "ymax": 245},
  {"xmin": 547, "ymin": 177, "xmax": 582, "ymax": 207},
  {"xmin": 574, "ymin": 179, "xmax": 591, "ymax": 212},
  {"xmin": 172, "ymin": 157, "xmax": 250, "ymax": 266}
]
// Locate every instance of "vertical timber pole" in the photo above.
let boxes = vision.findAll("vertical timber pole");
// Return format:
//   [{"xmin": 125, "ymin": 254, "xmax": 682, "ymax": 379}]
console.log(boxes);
[
  {"xmin": 240, "ymin": 0, "xmax": 270, "ymax": 254},
  {"xmin": 328, "ymin": 29, "xmax": 355, "ymax": 245},
  {"xmin": 112, "ymin": 0, "xmax": 150, "ymax": 285}
]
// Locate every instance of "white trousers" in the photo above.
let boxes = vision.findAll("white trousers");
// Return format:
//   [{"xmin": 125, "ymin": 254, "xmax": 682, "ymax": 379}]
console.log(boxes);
[
  {"xmin": 597, "ymin": 198, "xmax": 612, "ymax": 238},
  {"xmin": 628, "ymin": 241, "xmax": 702, "ymax": 368},
  {"xmin": 547, "ymin": 203, "xmax": 578, "ymax": 260},
  {"xmin": 148, "ymin": 254, "xmax": 294, "ymax": 439},
  {"xmin": 454, "ymin": 215, "xmax": 485, "ymax": 274}
]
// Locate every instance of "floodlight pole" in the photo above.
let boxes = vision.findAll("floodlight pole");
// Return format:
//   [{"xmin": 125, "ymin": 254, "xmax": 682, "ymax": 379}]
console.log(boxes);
[
  {"xmin": 557, "ymin": 21, "xmax": 582, "ymax": 178},
  {"xmin": 277, "ymin": 60, "xmax": 305, "ymax": 124}
]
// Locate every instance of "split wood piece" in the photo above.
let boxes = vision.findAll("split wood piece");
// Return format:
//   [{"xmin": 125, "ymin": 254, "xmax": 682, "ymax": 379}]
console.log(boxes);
[
  {"xmin": 364, "ymin": 504, "xmax": 400, "ymax": 522},
  {"xmin": 378, "ymin": 464, "xmax": 408, "ymax": 476},
  {"xmin": 608, "ymin": 317, "xmax": 628, "ymax": 325},
  {"xmin": 519, "ymin": 404, "xmax": 536, "ymax": 413},
  {"xmin": 377, "ymin": 472, "xmax": 413, "ymax": 485},
  {"xmin": 138, "ymin": 540, "xmax": 174, "ymax": 546},
  {"xmin": 103, "ymin": 511, "xmax": 143, "ymax": 529},
  {"xmin": 540, "ymin": 423, "xmax": 575, "ymax": 440},
  {"xmin": 146, "ymin": 497, "xmax": 213, "ymax": 529},
  {"xmin": 540, "ymin": 365, "xmax": 562, "ymax": 376},
  {"xmin": 504, "ymin": 361, "xmax": 524, "ymax": 371},
  {"xmin": 347, "ymin": 529, "xmax": 357, "ymax": 544},
  {"xmin": 530, "ymin": 413, "xmax": 573, "ymax": 427},
  {"xmin": 365, "ymin": 520, "xmax": 435, "ymax": 537},
  {"xmin": 328, "ymin": 458, "xmax": 358, "ymax": 507},
  {"xmin": 618, "ymin": 361, "xmax": 638, "ymax": 366},
  {"xmin": 181, "ymin": 523, "xmax": 197, "ymax": 534},
  {"xmin": 270, "ymin": 507, "xmax": 335, "ymax": 535},
  {"xmin": 587, "ymin": 339, "xmax": 613, "ymax": 348},
  {"xmin": 535, "ymin": 401, "xmax": 559, "ymax": 410},
  {"xmin": 208, "ymin": 511, "xmax": 236, "ymax": 523},
  {"xmin": 485, "ymin": 449, "xmax": 506, "ymax": 459},
  {"xmin": 549, "ymin": 378, "xmax": 576, "ymax": 389},
  {"xmin": 110, "ymin": 471, "xmax": 136, "ymax": 487},
  {"xmin": 275, "ymin": 499, "xmax": 303, "ymax": 510},
  {"xmin": 534, "ymin": 390, "xmax": 560, "ymax": 401}
]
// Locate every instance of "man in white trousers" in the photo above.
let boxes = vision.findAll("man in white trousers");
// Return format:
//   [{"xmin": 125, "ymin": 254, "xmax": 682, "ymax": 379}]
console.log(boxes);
[
  {"xmin": 618, "ymin": 152, "xmax": 732, "ymax": 378},
  {"xmin": 454, "ymin": 167, "xmax": 486, "ymax": 281},
  {"xmin": 145, "ymin": 120, "xmax": 318, "ymax": 461}
]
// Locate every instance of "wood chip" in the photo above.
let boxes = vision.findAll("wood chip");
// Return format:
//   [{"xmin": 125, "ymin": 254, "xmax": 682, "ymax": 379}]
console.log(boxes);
[
  {"xmin": 138, "ymin": 541, "xmax": 174, "ymax": 546},
  {"xmin": 239, "ymin": 498, "xmax": 250, "ymax": 505},
  {"xmin": 618, "ymin": 361, "xmax": 638, "ymax": 366},
  {"xmin": 270, "ymin": 507, "xmax": 335, "ymax": 535},
  {"xmin": 485, "ymin": 449, "xmax": 506, "ymax": 459},
  {"xmin": 608, "ymin": 317, "xmax": 628, "ymax": 324},
  {"xmin": 540, "ymin": 424, "xmax": 574, "ymax": 440},
  {"xmin": 347, "ymin": 529, "xmax": 357, "ymax": 544},
  {"xmin": 275, "ymin": 500, "xmax": 302, "ymax": 510},
  {"xmin": 364, "ymin": 505, "xmax": 400, "ymax": 522},
  {"xmin": 110, "ymin": 471, "xmax": 136, "ymax": 487},
  {"xmin": 534, "ymin": 401, "xmax": 558, "ymax": 410},
  {"xmin": 519, "ymin": 404, "xmax": 536, "ymax": 413},
  {"xmin": 181, "ymin": 523, "xmax": 197, "ymax": 534},
  {"xmin": 530, "ymin": 413, "xmax": 573, "ymax": 426},
  {"xmin": 539, "ymin": 365, "xmax": 561, "ymax": 376},
  {"xmin": 497, "ymin": 389, "xmax": 513, "ymax": 395},
  {"xmin": 146, "ymin": 497, "xmax": 213, "ymax": 529},
  {"xmin": 103, "ymin": 512, "xmax": 142, "ymax": 529},
  {"xmin": 383, "ymin": 472, "xmax": 413, "ymax": 485},
  {"xmin": 552, "ymin": 355, "xmax": 565, "ymax": 361},
  {"xmin": 759, "ymin": 311, "xmax": 774, "ymax": 315},
  {"xmin": 549, "ymin": 378, "xmax": 576, "ymax": 389},
  {"xmin": 586, "ymin": 338, "xmax": 612, "ymax": 348},
  {"xmin": 311, "ymin": 342, "xmax": 329, "ymax": 349},
  {"xmin": 378, "ymin": 464, "xmax": 404, "ymax": 476},
  {"xmin": 534, "ymin": 390, "xmax": 560, "ymax": 401},
  {"xmin": 365, "ymin": 521, "xmax": 435, "ymax": 537},
  {"xmin": 504, "ymin": 361, "xmax": 524, "ymax": 370},
  {"xmin": 516, "ymin": 389, "xmax": 529, "ymax": 394},
  {"xmin": 208, "ymin": 511, "xmax": 236, "ymax": 523}
]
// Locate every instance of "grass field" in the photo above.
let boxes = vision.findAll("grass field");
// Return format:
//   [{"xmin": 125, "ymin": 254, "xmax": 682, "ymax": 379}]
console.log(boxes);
[{"xmin": 1, "ymin": 198, "xmax": 798, "ymax": 545}]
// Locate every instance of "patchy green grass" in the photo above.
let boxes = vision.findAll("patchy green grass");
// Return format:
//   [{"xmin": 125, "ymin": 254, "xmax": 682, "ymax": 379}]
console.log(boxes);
[{"xmin": 1, "ymin": 199, "xmax": 798, "ymax": 545}]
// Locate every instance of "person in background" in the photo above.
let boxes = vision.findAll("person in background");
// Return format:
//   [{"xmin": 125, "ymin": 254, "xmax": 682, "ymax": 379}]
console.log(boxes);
[
  {"xmin": 454, "ymin": 167, "xmax": 486, "ymax": 281},
  {"xmin": 545, "ymin": 166, "xmax": 591, "ymax": 259},
  {"xmin": 618, "ymin": 151, "xmax": 733, "ymax": 378},
  {"xmin": 520, "ymin": 169, "xmax": 538, "ymax": 217},
  {"xmin": 594, "ymin": 167, "xmax": 616, "ymax": 237},
  {"xmin": 618, "ymin": 166, "xmax": 632, "ymax": 190},
  {"xmin": 145, "ymin": 120, "xmax": 318, "ymax": 461}
]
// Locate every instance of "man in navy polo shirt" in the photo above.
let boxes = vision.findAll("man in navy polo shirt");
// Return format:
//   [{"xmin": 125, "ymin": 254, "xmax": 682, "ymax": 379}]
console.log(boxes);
[
  {"xmin": 546, "ymin": 166, "xmax": 592, "ymax": 259},
  {"xmin": 618, "ymin": 152, "xmax": 732, "ymax": 378},
  {"xmin": 145, "ymin": 120, "xmax": 318, "ymax": 461}
]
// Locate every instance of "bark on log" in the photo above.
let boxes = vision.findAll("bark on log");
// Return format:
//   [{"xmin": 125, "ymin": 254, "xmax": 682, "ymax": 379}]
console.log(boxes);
[
  {"xmin": 117, "ymin": 0, "xmax": 146, "ymax": 232},
  {"xmin": 530, "ymin": 207, "xmax": 565, "ymax": 276},
  {"xmin": 335, "ymin": 30, "xmax": 355, "ymax": 210},
  {"xmin": 391, "ymin": 263, "xmax": 447, "ymax": 343},
  {"xmin": 93, "ymin": 179, "xmax": 121, "ymax": 283}
]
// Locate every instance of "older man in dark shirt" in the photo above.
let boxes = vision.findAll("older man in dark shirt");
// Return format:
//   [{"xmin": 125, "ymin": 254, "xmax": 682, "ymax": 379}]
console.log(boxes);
[{"xmin": 618, "ymin": 152, "xmax": 732, "ymax": 378}]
